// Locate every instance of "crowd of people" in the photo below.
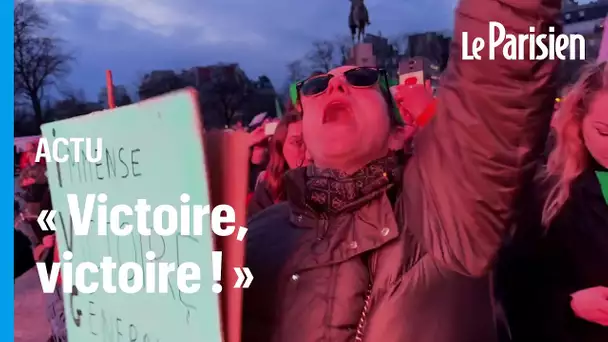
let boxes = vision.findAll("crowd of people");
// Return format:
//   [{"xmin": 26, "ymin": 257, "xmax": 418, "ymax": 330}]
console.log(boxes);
[
  {"xmin": 13, "ymin": 0, "xmax": 608, "ymax": 341},
  {"xmin": 14, "ymin": 139, "xmax": 65, "ymax": 342}
]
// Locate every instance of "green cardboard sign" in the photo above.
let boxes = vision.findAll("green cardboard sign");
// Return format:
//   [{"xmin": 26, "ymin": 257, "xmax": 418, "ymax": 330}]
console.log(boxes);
[
  {"xmin": 597, "ymin": 171, "xmax": 608, "ymax": 205},
  {"xmin": 41, "ymin": 89, "xmax": 222, "ymax": 342}
]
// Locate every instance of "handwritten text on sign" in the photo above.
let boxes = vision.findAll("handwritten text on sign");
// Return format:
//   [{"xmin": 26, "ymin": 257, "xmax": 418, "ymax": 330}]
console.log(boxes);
[{"xmin": 41, "ymin": 90, "xmax": 224, "ymax": 342}]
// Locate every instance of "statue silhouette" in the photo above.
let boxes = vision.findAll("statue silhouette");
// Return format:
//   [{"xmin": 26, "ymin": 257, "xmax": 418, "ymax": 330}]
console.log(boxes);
[{"xmin": 349, "ymin": 0, "xmax": 370, "ymax": 43}]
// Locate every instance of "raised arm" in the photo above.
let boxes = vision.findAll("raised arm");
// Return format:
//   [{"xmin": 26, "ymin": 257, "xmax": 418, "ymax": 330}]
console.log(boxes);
[{"xmin": 401, "ymin": 0, "xmax": 561, "ymax": 276}]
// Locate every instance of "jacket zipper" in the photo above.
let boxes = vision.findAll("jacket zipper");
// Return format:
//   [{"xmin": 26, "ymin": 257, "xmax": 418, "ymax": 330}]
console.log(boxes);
[
  {"xmin": 354, "ymin": 285, "xmax": 372, "ymax": 342},
  {"xmin": 354, "ymin": 252, "xmax": 378, "ymax": 341}
]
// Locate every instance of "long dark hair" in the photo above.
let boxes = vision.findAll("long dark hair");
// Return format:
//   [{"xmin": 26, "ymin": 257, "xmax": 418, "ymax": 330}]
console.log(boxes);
[{"xmin": 265, "ymin": 111, "xmax": 303, "ymax": 200}]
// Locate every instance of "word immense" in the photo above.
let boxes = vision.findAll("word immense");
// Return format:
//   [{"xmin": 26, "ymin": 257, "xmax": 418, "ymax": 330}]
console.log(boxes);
[
  {"xmin": 68, "ymin": 193, "xmax": 241, "ymax": 238},
  {"xmin": 462, "ymin": 21, "xmax": 585, "ymax": 61}
]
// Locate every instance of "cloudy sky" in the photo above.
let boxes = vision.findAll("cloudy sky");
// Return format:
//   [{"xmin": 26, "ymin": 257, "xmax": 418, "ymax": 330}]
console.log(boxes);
[{"xmin": 33, "ymin": 0, "xmax": 458, "ymax": 100}]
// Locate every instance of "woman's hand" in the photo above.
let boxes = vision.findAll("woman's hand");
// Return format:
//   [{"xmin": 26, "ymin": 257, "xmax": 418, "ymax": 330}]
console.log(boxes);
[
  {"xmin": 249, "ymin": 125, "xmax": 268, "ymax": 147},
  {"xmin": 249, "ymin": 118, "xmax": 278, "ymax": 146},
  {"xmin": 570, "ymin": 286, "xmax": 608, "ymax": 326},
  {"xmin": 391, "ymin": 81, "xmax": 435, "ymax": 127}
]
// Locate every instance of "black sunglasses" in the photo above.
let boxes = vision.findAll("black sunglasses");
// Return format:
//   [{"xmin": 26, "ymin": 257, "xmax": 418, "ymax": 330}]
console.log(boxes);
[{"xmin": 296, "ymin": 67, "xmax": 389, "ymax": 97}]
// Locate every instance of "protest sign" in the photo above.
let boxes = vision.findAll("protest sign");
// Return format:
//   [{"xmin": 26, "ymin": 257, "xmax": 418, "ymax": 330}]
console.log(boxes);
[
  {"xmin": 41, "ymin": 89, "xmax": 225, "ymax": 342},
  {"xmin": 399, "ymin": 58, "xmax": 424, "ymax": 85}
]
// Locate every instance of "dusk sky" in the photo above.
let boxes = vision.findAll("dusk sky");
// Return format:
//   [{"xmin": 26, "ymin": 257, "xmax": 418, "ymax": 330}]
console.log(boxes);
[{"xmin": 34, "ymin": 0, "xmax": 457, "ymax": 100}]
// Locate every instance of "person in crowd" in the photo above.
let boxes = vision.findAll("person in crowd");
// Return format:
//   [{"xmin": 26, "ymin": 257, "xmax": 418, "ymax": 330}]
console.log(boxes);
[
  {"xmin": 14, "ymin": 229, "xmax": 34, "ymax": 280},
  {"xmin": 14, "ymin": 145, "xmax": 19, "ymax": 174},
  {"xmin": 17, "ymin": 140, "xmax": 49, "ymax": 246},
  {"xmin": 248, "ymin": 122, "xmax": 271, "ymax": 191},
  {"xmin": 248, "ymin": 111, "xmax": 308, "ymax": 217},
  {"xmin": 233, "ymin": 121, "xmax": 245, "ymax": 131},
  {"xmin": 14, "ymin": 200, "xmax": 34, "ymax": 280},
  {"xmin": 17, "ymin": 141, "xmax": 67, "ymax": 342},
  {"xmin": 498, "ymin": 62, "xmax": 608, "ymax": 342},
  {"xmin": 241, "ymin": 0, "xmax": 560, "ymax": 341},
  {"xmin": 19, "ymin": 141, "xmax": 37, "ymax": 172}
]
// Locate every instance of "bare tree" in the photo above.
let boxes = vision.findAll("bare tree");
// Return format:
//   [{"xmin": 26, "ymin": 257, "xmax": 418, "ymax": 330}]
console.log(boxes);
[
  {"xmin": 389, "ymin": 33, "xmax": 409, "ymax": 56},
  {"xmin": 99, "ymin": 85, "xmax": 133, "ymax": 107},
  {"xmin": 306, "ymin": 40, "xmax": 335, "ymax": 73},
  {"xmin": 334, "ymin": 35, "xmax": 353, "ymax": 65},
  {"xmin": 14, "ymin": 0, "xmax": 73, "ymax": 130},
  {"xmin": 115, "ymin": 91, "xmax": 133, "ymax": 107},
  {"xmin": 49, "ymin": 89, "xmax": 101, "ymax": 121},
  {"xmin": 207, "ymin": 78, "xmax": 251, "ymax": 127},
  {"xmin": 286, "ymin": 59, "xmax": 308, "ymax": 83}
]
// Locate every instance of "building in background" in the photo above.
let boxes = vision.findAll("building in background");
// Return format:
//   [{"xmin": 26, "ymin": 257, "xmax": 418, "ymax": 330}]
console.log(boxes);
[
  {"xmin": 363, "ymin": 34, "xmax": 399, "ymax": 77},
  {"xmin": 344, "ymin": 31, "xmax": 450, "ymax": 81},
  {"xmin": 562, "ymin": 0, "xmax": 608, "ymax": 58},
  {"xmin": 405, "ymin": 32, "xmax": 451, "ymax": 72},
  {"xmin": 137, "ymin": 64, "xmax": 278, "ymax": 129},
  {"xmin": 559, "ymin": 0, "xmax": 607, "ymax": 85}
]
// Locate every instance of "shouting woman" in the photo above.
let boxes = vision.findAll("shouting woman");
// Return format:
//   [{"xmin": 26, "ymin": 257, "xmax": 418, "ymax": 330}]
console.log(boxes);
[{"xmin": 241, "ymin": 0, "xmax": 561, "ymax": 341}]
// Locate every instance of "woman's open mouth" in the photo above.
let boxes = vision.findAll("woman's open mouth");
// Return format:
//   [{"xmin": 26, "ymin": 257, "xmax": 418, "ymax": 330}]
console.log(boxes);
[{"xmin": 323, "ymin": 100, "xmax": 353, "ymax": 124}]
